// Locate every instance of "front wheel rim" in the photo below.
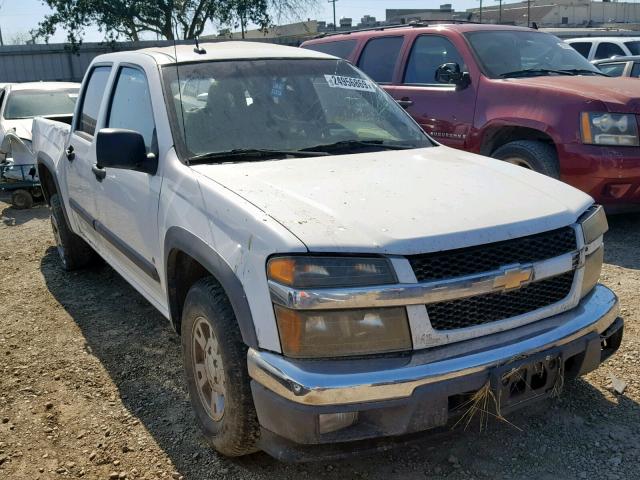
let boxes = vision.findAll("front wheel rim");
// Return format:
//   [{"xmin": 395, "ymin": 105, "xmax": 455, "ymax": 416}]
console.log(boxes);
[
  {"xmin": 503, "ymin": 156, "xmax": 534, "ymax": 170},
  {"xmin": 192, "ymin": 316, "xmax": 226, "ymax": 422}
]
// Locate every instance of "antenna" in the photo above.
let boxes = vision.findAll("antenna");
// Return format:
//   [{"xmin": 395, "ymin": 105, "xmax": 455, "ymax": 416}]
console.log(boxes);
[{"xmin": 172, "ymin": 18, "xmax": 189, "ymax": 165}]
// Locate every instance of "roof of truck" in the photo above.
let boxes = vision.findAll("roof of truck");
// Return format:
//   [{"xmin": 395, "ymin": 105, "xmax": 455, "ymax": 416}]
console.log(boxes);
[
  {"xmin": 8, "ymin": 82, "xmax": 80, "ymax": 91},
  {"xmin": 97, "ymin": 41, "xmax": 335, "ymax": 66},
  {"xmin": 303, "ymin": 22, "xmax": 535, "ymax": 45}
]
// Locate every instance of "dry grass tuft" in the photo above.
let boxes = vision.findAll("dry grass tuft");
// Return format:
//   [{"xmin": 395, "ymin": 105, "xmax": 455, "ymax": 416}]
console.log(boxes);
[{"xmin": 451, "ymin": 381, "xmax": 522, "ymax": 433}]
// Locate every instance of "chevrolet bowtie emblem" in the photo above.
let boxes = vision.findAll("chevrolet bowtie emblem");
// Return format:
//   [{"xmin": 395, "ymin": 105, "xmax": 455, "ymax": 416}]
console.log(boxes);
[{"xmin": 493, "ymin": 266, "xmax": 533, "ymax": 290}]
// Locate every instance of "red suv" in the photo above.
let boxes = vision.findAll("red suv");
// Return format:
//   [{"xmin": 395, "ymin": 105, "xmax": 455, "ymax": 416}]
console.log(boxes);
[{"xmin": 302, "ymin": 24, "xmax": 640, "ymax": 211}]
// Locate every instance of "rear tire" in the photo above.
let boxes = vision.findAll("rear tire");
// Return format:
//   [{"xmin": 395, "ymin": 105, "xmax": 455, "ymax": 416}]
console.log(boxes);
[
  {"xmin": 181, "ymin": 277, "xmax": 260, "ymax": 457},
  {"xmin": 50, "ymin": 193, "xmax": 96, "ymax": 271},
  {"xmin": 492, "ymin": 140, "xmax": 560, "ymax": 179},
  {"xmin": 11, "ymin": 189, "xmax": 33, "ymax": 209}
]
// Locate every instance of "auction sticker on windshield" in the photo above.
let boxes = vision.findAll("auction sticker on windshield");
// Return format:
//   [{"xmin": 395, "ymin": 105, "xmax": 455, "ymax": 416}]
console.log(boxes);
[{"xmin": 324, "ymin": 75, "xmax": 375, "ymax": 92}]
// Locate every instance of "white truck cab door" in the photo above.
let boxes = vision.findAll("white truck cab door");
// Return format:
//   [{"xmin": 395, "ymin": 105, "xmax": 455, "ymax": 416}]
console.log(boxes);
[
  {"xmin": 91, "ymin": 66, "xmax": 163, "ymax": 301},
  {"xmin": 65, "ymin": 65, "xmax": 112, "ymax": 246}
]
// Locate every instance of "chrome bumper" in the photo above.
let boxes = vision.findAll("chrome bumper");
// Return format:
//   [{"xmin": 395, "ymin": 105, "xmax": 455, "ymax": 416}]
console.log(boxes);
[{"xmin": 248, "ymin": 285, "xmax": 619, "ymax": 406}]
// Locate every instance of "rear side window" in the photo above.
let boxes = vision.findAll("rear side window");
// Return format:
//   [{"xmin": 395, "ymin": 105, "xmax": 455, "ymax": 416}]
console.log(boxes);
[
  {"xmin": 632, "ymin": 62, "xmax": 640, "ymax": 78},
  {"xmin": 304, "ymin": 40, "xmax": 357, "ymax": 59},
  {"xmin": 594, "ymin": 42, "xmax": 625, "ymax": 60},
  {"xmin": 77, "ymin": 66, "xmax": 111, "ymax": 136},
  {"xmin": 624, "ymin": 41, "xmax": 640, "ymax": 55},
  {"xmin": 570, "ymin": 42, "xmax": 592, "ymax": 58},
  {"xmin": 404, "ymin": 35, "xmax": 465, "ymax": 85},
  {"xmin": 597, "ymin": 62, "xmax": 626, "ymax": 77},
  {"xmin": 107, "ymin": 67, "xmax": 156, "ymax": 153},
  {"xmin": 358, "ymin": 36, "xmax": 404, "ymax": 83}
]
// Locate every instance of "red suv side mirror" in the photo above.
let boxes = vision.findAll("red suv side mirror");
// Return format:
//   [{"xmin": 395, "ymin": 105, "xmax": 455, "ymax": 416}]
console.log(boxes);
[{"xmin": 435, "ymin": 63, "xmax": 470, "ymax": 89}]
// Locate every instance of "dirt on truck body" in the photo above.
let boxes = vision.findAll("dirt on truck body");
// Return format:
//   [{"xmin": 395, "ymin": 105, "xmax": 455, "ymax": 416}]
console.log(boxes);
[{"xmin": 1, "ymin": 198, "xmax": 639, "ymax": 479}]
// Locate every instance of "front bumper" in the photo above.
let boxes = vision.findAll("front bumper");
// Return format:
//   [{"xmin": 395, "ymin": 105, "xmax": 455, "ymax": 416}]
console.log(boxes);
[
  {"xmin": 559, "ymin": 143, "xmax": 640, "ymax": 211},
  {"xmin": 248, "ymin": 285, "xmax": 622, "ymax": 458}
]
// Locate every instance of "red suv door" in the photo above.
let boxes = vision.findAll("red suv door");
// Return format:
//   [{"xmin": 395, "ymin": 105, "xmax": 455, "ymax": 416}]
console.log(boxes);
[{"xmin": 384, "ymin": 34, "xmax": 478, "ymax": 150}]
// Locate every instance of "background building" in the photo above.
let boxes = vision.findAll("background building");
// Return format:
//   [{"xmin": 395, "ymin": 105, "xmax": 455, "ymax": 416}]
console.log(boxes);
[{"xmin": 466, "ymin": 0, "xmax": 640, "ymax": 27}]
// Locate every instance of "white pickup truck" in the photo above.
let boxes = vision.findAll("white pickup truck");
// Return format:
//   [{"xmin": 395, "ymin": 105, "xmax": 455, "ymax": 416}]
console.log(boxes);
[{"xmin": 33, "ymin": 42, "xmax": 623, "ymax": 460}]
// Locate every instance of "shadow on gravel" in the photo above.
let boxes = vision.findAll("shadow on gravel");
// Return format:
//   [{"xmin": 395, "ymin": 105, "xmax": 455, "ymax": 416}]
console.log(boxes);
[
  {"xmin": 604, "ymin": 212, "xmax": 640, "ymax": 271},
  {"xmin": 40, "ymin": 246, "xmax": 640, "ymax": 479},
  {"xmin": 1, "ymin": 204, "xmax": 50, "ymax": 226}
]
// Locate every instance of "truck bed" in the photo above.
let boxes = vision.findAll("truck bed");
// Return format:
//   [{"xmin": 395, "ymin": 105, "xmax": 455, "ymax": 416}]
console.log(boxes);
[{"xmin": 32, "ymin": 117, "xmax": 71, "ymax": 163}]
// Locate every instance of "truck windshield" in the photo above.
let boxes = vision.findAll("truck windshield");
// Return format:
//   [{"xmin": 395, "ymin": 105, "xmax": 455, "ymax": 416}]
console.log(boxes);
[
  {"xmin": 3, "ymin": 89, "xmax": 78, "ymax": 120},
  {"xmin": 465, "ymin": 30, "xmax": 602, "ymax": 78},
  {"xmin": 162, "ymin": 58, "xmax": 431, "ymax": 161}
]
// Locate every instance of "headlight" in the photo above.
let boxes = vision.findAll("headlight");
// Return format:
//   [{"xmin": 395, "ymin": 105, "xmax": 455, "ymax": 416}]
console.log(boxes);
[
  {"xmin": 274, "ymin": 305, "xmax": 412, "ymax": 358},
  {"xmin": 580, "ymin": 204, "xmax": 608, "ymax": 245},
  {"xmin": 267, "ymin": 256, "xmax": 396, "ymax": 288},
  {"xmin": 268, "ymin": 255, "xmax": 409, "ymax": 358},
  {"xmin": 579, "ymin": 205, "xmax": 608, "ymax": 298},
  {"xmin": 581, "ymin": 112, "xmax": 639, "ymax": 146}
]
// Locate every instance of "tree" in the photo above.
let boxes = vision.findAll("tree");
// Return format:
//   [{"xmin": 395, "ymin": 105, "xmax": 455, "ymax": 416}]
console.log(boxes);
[
  {"xmin": 219, "ymin": 0, "xmax": 270, "ymax": 39},
  {"xmin": 34, "ymin": 0, "xmax": 318, "ymax": 45}
]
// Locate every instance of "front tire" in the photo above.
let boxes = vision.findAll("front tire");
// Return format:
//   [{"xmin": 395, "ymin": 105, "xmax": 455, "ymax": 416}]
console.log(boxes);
[
  {"xmin": 492, "ymin": 140, "xmax": 560, "ymax": 179},
  {"xmin": 181, "ymin": 277, "xmax": 260, "ymax": 457},
  {"xmin": 50, "ymin": 193, "xmax": 95, "ymax": 271}
]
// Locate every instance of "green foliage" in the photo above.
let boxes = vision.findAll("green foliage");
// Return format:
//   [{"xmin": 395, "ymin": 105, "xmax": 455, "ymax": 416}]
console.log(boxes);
[{"xmin": 33, "ymin": 0, "xmax": 302, "ymax": 45}]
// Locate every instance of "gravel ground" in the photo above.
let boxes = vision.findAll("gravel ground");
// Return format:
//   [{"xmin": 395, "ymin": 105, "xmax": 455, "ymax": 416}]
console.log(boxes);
[{"xmin": 0, "ymin": 196, "xmax": 639, "ymax": 480}]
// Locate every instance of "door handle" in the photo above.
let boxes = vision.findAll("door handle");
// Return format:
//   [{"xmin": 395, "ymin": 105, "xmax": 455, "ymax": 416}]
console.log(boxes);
[
  {"xmin": 65, "ymin": 145, "xmax": 75, "ymax": 161},
  {"xmin": 91, "ymin": 164, "xmax": 106, "ymax": 181},
  {"xmin": 396, "ymin": 98, "xmax": 414, "ymax": 109}
]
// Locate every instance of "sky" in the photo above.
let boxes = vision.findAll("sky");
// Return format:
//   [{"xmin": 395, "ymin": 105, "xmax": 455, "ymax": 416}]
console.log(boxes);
[{"xmin": 0, "ymin": 0, "xmax": 486, "ymax": 44}]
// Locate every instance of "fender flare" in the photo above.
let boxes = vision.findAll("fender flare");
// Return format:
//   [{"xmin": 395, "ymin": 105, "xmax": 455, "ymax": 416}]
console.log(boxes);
[
  {"xmin": 36, "ymin": 152, "xmax": 71, "ymax": 226},
  {"xmin": 476, "ymin": 119, "xmax": 561, "ymax": 156},
  {"xmin": 164, "ymin": 226, "xmax": 259, "ymax": 348}
]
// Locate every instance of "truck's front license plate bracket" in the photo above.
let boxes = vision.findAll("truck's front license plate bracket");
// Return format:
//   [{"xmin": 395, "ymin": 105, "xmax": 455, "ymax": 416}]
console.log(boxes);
[{"xmin": 490, "ymin": 349, "xmax": 562, "ymax": 413}]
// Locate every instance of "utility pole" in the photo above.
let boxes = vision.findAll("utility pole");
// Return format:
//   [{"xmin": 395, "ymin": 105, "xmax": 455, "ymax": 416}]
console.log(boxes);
[
  {"xmin": 527, "ymin": 0, "xmax": 530, "ymax": 27},
  {"xmin": 479, "ymin": 0, "xmax": 483, "ymax": 23},
  {"xmin": 497, "ymin": 0, "xmax": 503, "ymax": 23},
  {"xmin": 328, "ymin": 0, "xmax": 338, "ymax": 31}
]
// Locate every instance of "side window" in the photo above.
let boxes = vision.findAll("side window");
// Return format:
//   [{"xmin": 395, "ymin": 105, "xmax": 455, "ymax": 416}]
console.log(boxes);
[
  {"xmin": 624, "ymin": 41, "xmax": 640, "ymax": 55},
  {"xmin": 76, "ymin": 66, "xmax": 111, "ymax": 136},
  {"xmin": 632, "ymin": 62, "xmax": 640, "ymax": 78},
  {"xmin": 304, "ymin": 40, "xmax": 358, "ymax": 60},
  {"xmin": 358, "ymin": 36, "xmax": 404, "ymax": 83},
  {"xmin": 404, "ymin": 35, "xmax": 465, "ymax": 85},
  {"xmin": 594, "ymin": 42, "xmax": 625, "ymax": 60},
  {"xmin": 570, "ymin": 42, "xmax": 592, "ymax": 59},
  {"xmin": 107, "ymin": 67, "xmax": 156, "ymax": 153},
  {"xmin": 597, "ymin": 62, "xmax": 626, "ymax": 77}
]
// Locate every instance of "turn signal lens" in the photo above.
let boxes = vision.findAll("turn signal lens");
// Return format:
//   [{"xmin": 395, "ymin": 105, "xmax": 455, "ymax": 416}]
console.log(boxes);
[
  {"xmin": 275, "ymin": 305, "xmax": 411, "ymax": 358},
  {"xmin": 267, "ymin": 256, "xmax": 396, "ymax": 288},
  {"xmin": 267, "ymin": 257, "xmax": 296, "ymax": 285}
]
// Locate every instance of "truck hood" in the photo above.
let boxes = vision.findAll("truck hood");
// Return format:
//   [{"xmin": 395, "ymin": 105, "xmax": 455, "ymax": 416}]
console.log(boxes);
[
  {"xmin": 192, "ymin": 146, "xmax": 592, "ymax": 254},
  {"xmin": 506, "ymin": 76, "xmax": 640, "ymax": 112}
]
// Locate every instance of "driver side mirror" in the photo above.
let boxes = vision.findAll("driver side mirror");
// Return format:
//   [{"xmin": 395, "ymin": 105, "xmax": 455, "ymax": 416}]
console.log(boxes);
[
  {"xmin": 435, "ymin": 63, "xmax": 470, "ymax": 89},
  {"xmin": 96, "ymin": 128, "xmax": 157, "ymax": 175}
]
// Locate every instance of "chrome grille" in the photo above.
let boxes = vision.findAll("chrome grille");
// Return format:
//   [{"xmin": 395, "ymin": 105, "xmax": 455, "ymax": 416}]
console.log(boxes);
[
  {"xmin": 408, "ymin": 227, "xmax": 577, "ymax": 283},
  {"xmin": 427, "ymin": 272, "xmax": 575, "ymax": 331}
]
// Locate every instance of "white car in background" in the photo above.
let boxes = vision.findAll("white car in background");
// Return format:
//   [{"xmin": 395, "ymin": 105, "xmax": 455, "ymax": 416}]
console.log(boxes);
[
  {"xmin": 0, "ymin": 82, "xmax": 79, "ymax": 167},
  {"xmin": 566, "ymin": 36, "xmax": 640, "ymax": 61}
]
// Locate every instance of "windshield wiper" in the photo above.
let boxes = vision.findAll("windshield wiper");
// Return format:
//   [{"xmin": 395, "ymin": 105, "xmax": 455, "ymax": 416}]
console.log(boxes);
[
  {"xmin": 301, "ymin": 140, "xmax": 417, "ymax": 153},
  {"xmin": 188, "ymin": 148, "xmax": 328, "ymax": 165},
  {"xmin": 500, "ymin": 68, "xmax": 575, "ymax": 78},
  {"xmin": 558, "ymin": 68, "xmax": 608, "ymax": 76}
]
